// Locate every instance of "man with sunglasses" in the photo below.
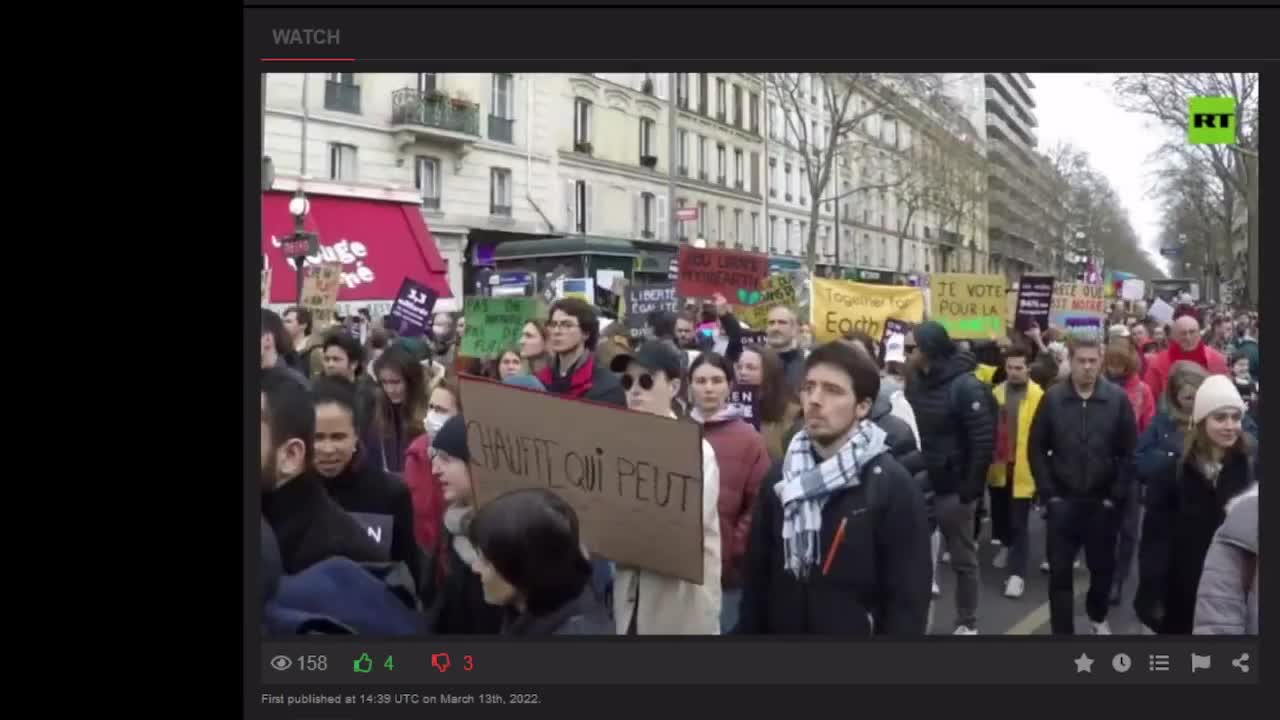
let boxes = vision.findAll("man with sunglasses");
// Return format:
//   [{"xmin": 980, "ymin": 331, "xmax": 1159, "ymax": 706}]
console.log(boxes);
[
  {"xmin": 535, "ymin": 298, "xmax": 626, "ymax": 407},
  {"xmin": 608, "ymin": 342, "xmax": 723, "ymax": 634}
]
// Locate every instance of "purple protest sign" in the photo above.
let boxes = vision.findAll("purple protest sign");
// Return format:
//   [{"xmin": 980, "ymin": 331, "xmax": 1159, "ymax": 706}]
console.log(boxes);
[
  {"xmin": 729, "ymin": 384, "xmax": 762, "ymax": 431},
  {"xmin": 388, "ymin": 278, "xmax": 439, "ymax": 337}
]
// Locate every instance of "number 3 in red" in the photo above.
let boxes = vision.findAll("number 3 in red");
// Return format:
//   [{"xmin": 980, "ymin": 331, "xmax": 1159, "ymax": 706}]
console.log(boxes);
[{"xmin": 464, "ymin": 656, "xmax": 474, "ymax": 672}]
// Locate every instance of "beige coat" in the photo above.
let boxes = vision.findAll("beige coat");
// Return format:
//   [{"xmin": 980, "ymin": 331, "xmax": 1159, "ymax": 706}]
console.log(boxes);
[{"xmin": 613, "ymin": 437, "xmax": 722, "ymax": 635}]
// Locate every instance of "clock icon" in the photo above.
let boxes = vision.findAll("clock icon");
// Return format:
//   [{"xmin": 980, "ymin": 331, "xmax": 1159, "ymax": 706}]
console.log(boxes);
[{"xmin": 1112, "ymin": 653, "xmax": 1132, "ymax": 673}]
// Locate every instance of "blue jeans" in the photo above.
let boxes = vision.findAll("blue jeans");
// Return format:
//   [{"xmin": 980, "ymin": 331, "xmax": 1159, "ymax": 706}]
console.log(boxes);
[{"xmin": 721, "ymin": 588, "xmax": 742, "ymax": 633}]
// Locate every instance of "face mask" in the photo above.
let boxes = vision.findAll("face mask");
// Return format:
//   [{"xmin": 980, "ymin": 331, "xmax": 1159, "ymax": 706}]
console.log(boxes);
[{"xmin": 426, "ymin": 411, "xmax": 449, "ymax": 436}]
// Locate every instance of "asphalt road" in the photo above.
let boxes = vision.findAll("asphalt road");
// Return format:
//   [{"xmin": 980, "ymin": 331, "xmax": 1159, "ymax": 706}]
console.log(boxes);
[{"xmin": 929, "ymin": 507, "xmax": 1148, "ymax": 635}]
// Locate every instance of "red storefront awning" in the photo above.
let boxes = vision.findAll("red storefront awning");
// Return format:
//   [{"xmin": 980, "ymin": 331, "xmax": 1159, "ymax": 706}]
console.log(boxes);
[{"xmin": 262, "ymin": 192, "xmax": 451, "ymax": 304}]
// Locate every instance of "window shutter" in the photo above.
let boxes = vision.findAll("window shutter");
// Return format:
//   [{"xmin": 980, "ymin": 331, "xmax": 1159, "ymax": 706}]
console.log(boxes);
[
  {"xmin": 585, "ymin": 184, "xmax": 594, "ymax": 233},
  {"xmin": 565, "ymin": 179, "xmax": 576, "ymax": 231},
  {"xmin": 657, "ymin": 195, "xmax": 667, "ymax": 241},
  {"xmin": 633, "ymin": 193, "xmax": 641, "ymax": 238}
]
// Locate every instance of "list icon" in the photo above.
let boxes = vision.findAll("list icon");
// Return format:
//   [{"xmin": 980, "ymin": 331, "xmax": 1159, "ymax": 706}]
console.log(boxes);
[{"xmin": 1149, "ymin": 654, "xmax": 1171, "ymax": 672}]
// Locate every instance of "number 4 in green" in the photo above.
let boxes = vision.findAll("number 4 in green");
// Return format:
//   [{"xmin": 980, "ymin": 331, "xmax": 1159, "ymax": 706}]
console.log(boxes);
[{"xmin": 384, "ymin": 656, "xmax": 394, "ymax": 671}]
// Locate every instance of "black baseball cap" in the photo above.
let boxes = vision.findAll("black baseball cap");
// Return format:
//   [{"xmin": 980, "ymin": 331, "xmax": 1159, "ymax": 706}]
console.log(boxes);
[{"xmin": 609, "ymin": 341, "xmax": 683, "ymax": 380}]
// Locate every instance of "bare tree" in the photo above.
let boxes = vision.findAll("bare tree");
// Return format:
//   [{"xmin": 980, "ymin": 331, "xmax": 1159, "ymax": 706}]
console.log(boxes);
[
  {"xmin": 1112, "ymin": 73, "xmax": 1259, "ymax": 303},
  {"xmin": 766, "ymin": 72, "xmax": 955, "ymax": 273}
]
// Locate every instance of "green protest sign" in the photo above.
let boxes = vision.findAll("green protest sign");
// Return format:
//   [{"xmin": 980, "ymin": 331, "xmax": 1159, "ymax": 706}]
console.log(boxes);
[{"xmin": 460, "ymin": 297, "xmax": 542, "ymax": 358}]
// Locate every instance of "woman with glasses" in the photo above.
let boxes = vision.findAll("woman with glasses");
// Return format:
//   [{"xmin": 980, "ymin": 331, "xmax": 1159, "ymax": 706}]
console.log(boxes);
[{"xmin": 1136, "ymin": 375, "xmax": 1255, "ymax": 634}]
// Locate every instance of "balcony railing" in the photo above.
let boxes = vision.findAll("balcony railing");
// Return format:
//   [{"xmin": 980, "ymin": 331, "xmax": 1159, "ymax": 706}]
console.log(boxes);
[
  {"xmin": 391, "ymin": 88, "xmax": 479, "ymax": 135},
  {"xmin": 325, "ymin": 81, "xmax": 361, "ymax": 114},
  {"xmin": 491, "ymin": 204, "xmax": 512, "ymax": 217},
  {"xmin": 488, "ymin": 116, "xmax": 514, "ymax": 143}
]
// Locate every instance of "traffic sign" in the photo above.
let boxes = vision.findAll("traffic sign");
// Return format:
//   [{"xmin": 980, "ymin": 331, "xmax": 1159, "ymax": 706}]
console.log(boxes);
[
  {"xmin": 676, "ymin": 207, "xmax": 699, "ymax": 222},
  {"xmin": 1160, "ymin": 246, "xmax": 1182, "ymax": 258}
]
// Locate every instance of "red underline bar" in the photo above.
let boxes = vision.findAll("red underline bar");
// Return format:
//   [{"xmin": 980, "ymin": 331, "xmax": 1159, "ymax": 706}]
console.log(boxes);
[{"xmin": 261, "ymin": 58, "xmax": 355, "ymax": 62}]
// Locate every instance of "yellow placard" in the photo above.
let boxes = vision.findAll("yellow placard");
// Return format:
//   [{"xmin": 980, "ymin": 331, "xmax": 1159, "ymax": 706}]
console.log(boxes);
[
  {"xmin": 929, "ymin": 273, "xmax": 1008, "ymax": 340},
  {"xmin": 737, "ymin": 274, "xmax": 798, "ymax": 330},
  {"xmin": 811, "ymin": 277, "xmax": 925, "ymax": 343}
]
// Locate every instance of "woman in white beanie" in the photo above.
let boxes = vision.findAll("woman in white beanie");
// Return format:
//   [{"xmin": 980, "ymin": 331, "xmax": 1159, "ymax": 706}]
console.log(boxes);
[{"xmin": 1135, "ymin": 375, "xmax": 1256, "ymax": 634}]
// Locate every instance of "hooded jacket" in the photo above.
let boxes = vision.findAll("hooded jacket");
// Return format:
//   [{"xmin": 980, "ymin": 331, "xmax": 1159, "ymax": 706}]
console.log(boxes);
[
  {"xmin": 1194, "ymin": 485, "xmax": 1259, "ymax": 635},
  {"xmin": 904, "ymin": 351, "xmax": 996, "ymax": 501},
  {"xmin": 691, "ymin": 405, "xmax": 771, "ymax": 589},
  {"xmin": 1136, "ymin": 449, "xmax": 1254, "ymax": 634},
  {"xmin": 1028, "ymin": 378, "xmax": 1138, "ymax": 504},
  {"xmin": 262, "ymin": 475, "xmax": 386, "ymax": 575},
  {"xmin": 737, "ymin": 442, "xmax": 932, "ymax": 636},
  {"xmin": 316, "ymin": 453, "xmax": 424, "ymax": 596}
]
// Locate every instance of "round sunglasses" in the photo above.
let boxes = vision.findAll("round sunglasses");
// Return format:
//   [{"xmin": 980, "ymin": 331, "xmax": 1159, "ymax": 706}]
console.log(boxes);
[{"xmin": 620, "ymin": 373, "xmax": 655, "ymax": 391}]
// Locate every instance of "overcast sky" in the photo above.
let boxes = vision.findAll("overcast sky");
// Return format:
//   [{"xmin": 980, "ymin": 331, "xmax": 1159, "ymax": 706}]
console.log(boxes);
[{"xmin": 1029, "ymin": 73, "xmax": 1175, "ymax": 274}]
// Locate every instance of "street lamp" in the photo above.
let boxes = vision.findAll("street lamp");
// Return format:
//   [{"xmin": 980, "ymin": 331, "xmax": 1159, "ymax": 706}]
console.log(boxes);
[{"xmin": 282, "ymin": 189, "xmax": 318, "ymax": 304}]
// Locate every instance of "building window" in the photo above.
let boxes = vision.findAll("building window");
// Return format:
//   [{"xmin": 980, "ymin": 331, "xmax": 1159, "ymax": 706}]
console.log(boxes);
[
  {"xmin": 811, "ymin": 119, "xmax": 818, "ymax": 149},
  {"xmin": 770, "ymin": 215, "xmax": 779, "ymax": 252},
  {"xmin": 325, "ymin": 73, "xmax": 361, "ymax": 114},
  {"xmin": 749, "ymin": 92, "xmax": 760, "ymax": 134},
  {"xmin": 489, "ymin": 73, "xmax": 515, "ymax": 143},
  {"xmin": 414, "ymin": 156, "xmax": 441, "ymax": 210},
  {"xmin": 573, "ymin": 180, "xmax": 590, "ymax": 233},
  {"xmin": 676, "ymin": 73, "xmax": 689, "ymax": 109},
  {"xmin": 880, "ymin": 237, "xmax": 888, "ymax": 267},
  {"xmin": 573, "ymin": 98, "xmax": 592, "ymax": 149},
  {"xmin": 328, "ymin": 143, "xmax": 357, "ymax": 181},
  {"xmin": 862, "ymin": 233, "xmax": 871, "ymax": 265},
  {"xmin": 734, "ymin": 209, "xmax": 743, "ymax": 246},
  {"xmin": 717, "ymin": 144, "xmax": 727, "ymax": 185},
  {"xmin": 717, "ymin": 206, "xmax": 726, "ymax": 243},
  {"xmin": 752, "ymin": 212, "xmax": 760, "ymax": 250},
  {"xmin": 750, "ymin": 151, "xmax": 760, "ymax": 194},
  {"xmin": 716, "ymin": 78, "xmax": 727, "ymax": 121},
  {"xmin": 785, "ymin": 219, "xmax": 793, "ymax": 253},
  {"xmin": 698, "ymin": 73, "xmax": 709, "ymax": 114},
  {"xmin": 733, "ymin": 85, "xmax": 744, "ymax": 127},
  {"xmin": 768, "ymin": 101, "xmax": 779, "ymax": 139},
  {"xmin": 490, "ymin": 168, "xmax": 512, "ymax": 216},
  {"xmin": 641, "ymin": 192, "xmax": 655, "ymax": 238},
  {"xmin": 698, "ymin": 201, "xmax": 708, "ymax": 237},
  {"xmin": 734, "ymin": 149, "xmax": 744, "ymax": 190},
  {"xmin": 698, "ymin": 135, "xmax": 707, "ymax": 180},
  {"xmin": 785, "ymin": 163, "xmax": 794, "ymax": 201},
  {"xmin": 639, "ymin": 117, "xmax": 656, "ymax": 164},
  {"xmin": 677, "ymin": 129, "xmax": 688, "ymax": 175},
  {"xmin": 416, "ymin": 73, "xmax": 437, "ymax": 94},
  {"xmin": 768, "ymin": 158, "xmax": 778, "ymax": 197}
]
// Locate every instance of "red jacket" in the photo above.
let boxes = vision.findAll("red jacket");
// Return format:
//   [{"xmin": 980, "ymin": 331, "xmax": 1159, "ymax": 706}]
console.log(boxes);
[
  {"xmin": 1119, "ymin": 373, "xmax": 1156, "ymax": 436},
  {"xmin": 1144, "ymin": 343, "xmax": 1229, "ymax": 401},
  {"xmin": 404, "ymin": 433, "xmax": 447, "ymax": 585},
  {"xmin": 695, "ymin": 407, "xmax": 771, "ymax": 590}
]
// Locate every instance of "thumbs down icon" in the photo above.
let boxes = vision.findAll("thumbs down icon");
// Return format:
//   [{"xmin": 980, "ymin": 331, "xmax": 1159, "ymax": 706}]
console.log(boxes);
[{"xmin": 431, "ymin": 653, "xmax": 451, "ymax": 673}]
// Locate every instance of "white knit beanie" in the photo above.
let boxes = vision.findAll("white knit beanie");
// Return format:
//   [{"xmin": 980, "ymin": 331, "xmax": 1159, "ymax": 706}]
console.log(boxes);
[{"xmin": 1192, "ymin": 374, "xmax": 1246, "ymax": 423}]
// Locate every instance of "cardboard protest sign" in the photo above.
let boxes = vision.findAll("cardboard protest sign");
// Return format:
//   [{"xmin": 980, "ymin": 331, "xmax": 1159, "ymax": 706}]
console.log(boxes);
[
  {"xmin": 1121, "ymin": 278, "xmax": 1146, "ymax": 301},
  {"xmin": 879, "ymin": 317, "xmax": 913, "ymax": 364},
  {"xmin": 1015, "ymin": 274, "xmax": 1055, "ymax": 333},
  {"xmin": 1049, "ymin": 282, "xmax": 1105, "ymax": 331},
  {"xmin": 811, "ymin": 277, "xmax": 925, "ymax": 344},
  {"xmin": 300, "ymin": 262, "xmax": 344, "ymax": 329},
  {"xmin": 737, "ymin": 274, "xmax": 798, "ymax": 330},
  {"xmin": 460, "ymin": 297, "xmax": 542, "ymax": 358},
  {"xmin": 929, "ymin": 273, "xmax": 1007, "ymax": 340},
  {"xmin": 594, "ymin": 283, "xmax": 621, "ymax": 319},
  {"xmin": 625, "ymin": 283, "xmax": 679, "ymax": 341},
  {"xmin": 740, "ymin": 329, "xmax": 769, "ymax": 346},
  {"xmin": 1148, "ymin": 297, "xmax": 1175, "ymax": 326},
  {"xmin": 349, "ymin": 512, "xmax": 394, "ymax": 562},
  {"xmin": 388, "ymin": 278, "xmax": 439, "ymax": 337},
  {"xmin": 729, "ymin": 384, "xmax": 762, "ymax": 431},
  {"xmin": 675, "ymin": 245, "xmax": 769, "ymax": 300},
  {"xmin": 460, "ymin": 376, "xmax": 706, "ymax": 583}
]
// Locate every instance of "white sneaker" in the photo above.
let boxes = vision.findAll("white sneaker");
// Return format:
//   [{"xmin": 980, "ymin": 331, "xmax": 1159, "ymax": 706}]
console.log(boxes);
[
  {"xmin": 992, "ymin": 548, "xmax": 1009, "ymax": 569},
  {"xmin": 954, "ymin": 626, "xmax": 980, "ymax": 635},
  {"xmin": 942, "ymin": 551, "xmax": 952, "ymax": 564},
  {"xmin": 1091, "ymin": 620, "xmax": 1112, "ymax": 635},
  {"xmin": 932, "ymin": 581, "xmax": 941, "ymax": 597},
  {"xmin": 1040, "ymin": 560, "xmax": 1050, "ymax": 574},
  {"xmin": 1004, "ymin": 576, "xmax": 1025, "ymax": 598}
]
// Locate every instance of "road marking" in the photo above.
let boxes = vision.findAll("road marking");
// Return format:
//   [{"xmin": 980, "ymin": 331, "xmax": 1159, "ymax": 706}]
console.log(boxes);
[{"xmin": 1004, "ymin": 581, "xmax": 1089, "ymax": 635}]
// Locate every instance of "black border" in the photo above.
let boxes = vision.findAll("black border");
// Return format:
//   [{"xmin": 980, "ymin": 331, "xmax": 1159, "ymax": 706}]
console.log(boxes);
[{"xmin": 238, "ymin": 3, "xmax": 1273, "ymax": 718}]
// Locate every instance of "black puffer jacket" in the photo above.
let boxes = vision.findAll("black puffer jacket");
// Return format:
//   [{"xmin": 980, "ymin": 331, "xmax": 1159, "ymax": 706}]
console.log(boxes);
[
  {"xmin": 1028, "ymin": 378, "xmax": 1138, "ymax": 504},
  {"xmin": 870, "ymin": 387, "xmax": 930, "ymax": 510},
  {"xmin": 904, "ymin": 352, "xmax": 996, "ymax": 502}
]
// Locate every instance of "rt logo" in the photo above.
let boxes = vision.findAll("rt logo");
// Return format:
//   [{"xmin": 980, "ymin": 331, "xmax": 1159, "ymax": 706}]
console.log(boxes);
[{"xmin": 1188, "ymin": 96, "xmax": 1237, "ymax": 145}]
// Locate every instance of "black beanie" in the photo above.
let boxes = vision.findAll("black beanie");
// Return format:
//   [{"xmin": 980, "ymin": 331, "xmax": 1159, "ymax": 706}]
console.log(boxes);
[
  {"xmin": 914, "ymin": 320, "xmax": 956, "ymax": 360},
  {"xmin": 432, "ymin": 414, "xmax": 470, "ymax": 462}
]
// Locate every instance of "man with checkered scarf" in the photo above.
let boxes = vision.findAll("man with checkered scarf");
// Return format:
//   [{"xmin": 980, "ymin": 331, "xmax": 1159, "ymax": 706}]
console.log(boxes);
[{"xmin": 734, "ymin": 342, "xmax": 933, "ymax": 635}]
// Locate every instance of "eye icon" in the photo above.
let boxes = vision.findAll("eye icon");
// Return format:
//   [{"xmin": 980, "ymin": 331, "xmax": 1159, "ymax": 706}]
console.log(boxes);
[{"xmin": 270, "ymin": 655, "xmax": 293, "ymax": 671}]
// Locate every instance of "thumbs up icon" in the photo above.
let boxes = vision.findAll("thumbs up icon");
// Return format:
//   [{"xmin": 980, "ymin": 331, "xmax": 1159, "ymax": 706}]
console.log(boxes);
[{"xmin": 353, "ymin": 652, "xmax": 374, "ymax": 673}]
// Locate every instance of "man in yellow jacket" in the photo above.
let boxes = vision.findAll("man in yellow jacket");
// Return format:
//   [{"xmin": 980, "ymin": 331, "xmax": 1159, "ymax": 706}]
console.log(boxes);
[{"xmin": 986, "ymin": 344, "xmax": 1043, "ymax": 599}]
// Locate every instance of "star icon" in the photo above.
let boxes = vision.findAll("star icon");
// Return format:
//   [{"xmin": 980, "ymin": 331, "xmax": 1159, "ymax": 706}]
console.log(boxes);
[{"xmin": 1074, "ymin": 653, "xmax": 1094, "ymax": 673}]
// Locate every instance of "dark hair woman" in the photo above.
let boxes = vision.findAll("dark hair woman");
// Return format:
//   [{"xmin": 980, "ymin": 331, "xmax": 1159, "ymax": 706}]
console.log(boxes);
[
  {"xmin": 520, "ymin": 320, "xmax": 551, "ymax": 376},
  {"xmin": 1136, "ymin": 376, "xmax": 1255, "ymax": 634},
  {"xmin": 466, "ymin": 488, "xmax": 613, "ymax": 635},
  {"xmin": 367, "ymin": 345, "xmax": 428, "ymax": 475},
  {"xmin": 687, "ymin": 352, "xmax": 771, "ymax": 633},
  {"xmin": 734, "ymin": 344, "xmax": 801, "ymax": 462}
]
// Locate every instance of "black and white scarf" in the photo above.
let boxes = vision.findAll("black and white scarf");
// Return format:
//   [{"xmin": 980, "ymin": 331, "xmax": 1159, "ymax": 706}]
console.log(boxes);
[{"xmin": 775, "ymin": 419, "xmax": 889, "ymax": 579}]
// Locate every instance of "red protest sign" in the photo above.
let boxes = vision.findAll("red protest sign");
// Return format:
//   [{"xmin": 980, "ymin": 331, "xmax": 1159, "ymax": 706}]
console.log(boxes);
[{"xmin": 675, "ymin": 245, "xmax": 769, "ymax": 300}]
